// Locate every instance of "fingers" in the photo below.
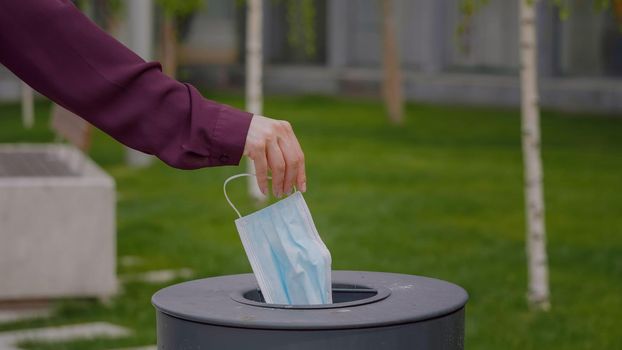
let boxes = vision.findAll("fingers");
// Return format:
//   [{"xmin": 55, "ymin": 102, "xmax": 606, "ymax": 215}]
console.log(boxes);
[
  {"xmin": 287, "ymin": 125, "xmax": 306, "ymax": 193},
  {"xmin": 243, "ymin": 115, "xmax": 306, "ymax": 197},
  {"xmin": 266, "ymin": 138, "xmax": 286, "ymax": 197},
  {"xmin": 297, "ymin": 156, "xmax": 306, "ymax": 192},
  {"xmin": 278, "ymin": 137, "xmax": 298, "ymax": 196},
  {"xmin": 252, "ymin": 144, "xmax": 269, "ymax": 195},
  {"xmin": 277, "ymin": 121, "xmax": 305, "ymax": 195}
]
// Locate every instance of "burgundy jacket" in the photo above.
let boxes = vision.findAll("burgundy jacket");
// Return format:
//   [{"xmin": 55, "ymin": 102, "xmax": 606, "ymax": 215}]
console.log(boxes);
[{"xmin": 0, "ymin": 0, "xmax": 252, "ymax": 169}]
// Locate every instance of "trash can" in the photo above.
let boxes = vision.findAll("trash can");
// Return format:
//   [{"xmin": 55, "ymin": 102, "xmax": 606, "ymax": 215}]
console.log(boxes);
[{"xmin": 152, "ymin": 270, "xmax": 468, "ymax": 349}]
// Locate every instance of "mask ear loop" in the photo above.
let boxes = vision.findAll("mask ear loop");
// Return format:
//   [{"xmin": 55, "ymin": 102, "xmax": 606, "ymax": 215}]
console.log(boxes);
[{"xmin": 223, "ymin": 173, "xmax": 273, "ymax": 218}]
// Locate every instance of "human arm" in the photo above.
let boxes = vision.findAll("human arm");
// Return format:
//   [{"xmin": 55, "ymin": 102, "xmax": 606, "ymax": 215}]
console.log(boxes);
[
  {"xmin": 0, "ymin": 0, "xmax": 250, "ymax": 169},
  {"xmin": 0, "ymin": 0, "xmax": 306, "ymax": 195}
]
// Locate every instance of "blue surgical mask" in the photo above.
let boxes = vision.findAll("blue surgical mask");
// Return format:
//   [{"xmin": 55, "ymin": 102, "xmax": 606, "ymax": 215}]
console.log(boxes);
[{"xmin": 224, "ymin": 174, "xmax": 332, "ymax": 305}]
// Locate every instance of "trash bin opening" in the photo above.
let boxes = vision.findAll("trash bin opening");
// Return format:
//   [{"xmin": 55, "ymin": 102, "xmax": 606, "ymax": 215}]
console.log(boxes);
[{"xmin": 230, "ymin": 283, "xmax": 391, "ymax": 309}]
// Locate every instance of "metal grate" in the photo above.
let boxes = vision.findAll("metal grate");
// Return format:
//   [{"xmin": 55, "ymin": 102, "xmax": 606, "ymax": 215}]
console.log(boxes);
[{"xmin": 0, "ymin": 151, "xmax": 77, "ymax": 177}]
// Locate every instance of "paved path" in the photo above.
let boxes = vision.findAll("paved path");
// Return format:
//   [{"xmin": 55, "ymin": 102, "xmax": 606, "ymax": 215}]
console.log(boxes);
[
  {"xmin": 0, "ymin": 308, "xmax": 50, "ymax": 324},
  {"xmin": 0, "ymin": 322, "xmax": 130, "ymax": 350},
  {"xmin": 120, "ymin": 268, "xmax": 193, "ymax": 284},
  {"xmin": 0, "ymin": 265, "xmax": 181, "ymax": 349}
]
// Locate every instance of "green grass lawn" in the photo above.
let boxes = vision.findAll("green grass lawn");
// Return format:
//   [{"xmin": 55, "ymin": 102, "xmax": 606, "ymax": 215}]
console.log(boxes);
[{"xmin": 0, "ymin": 93, "xmax": 621, "ymax": 349}]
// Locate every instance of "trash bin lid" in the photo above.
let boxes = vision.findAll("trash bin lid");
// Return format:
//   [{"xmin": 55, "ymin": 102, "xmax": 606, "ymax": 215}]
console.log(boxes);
[{"xmin": 152, "ymin": 270, "xmax": 468, "ymax": 330}]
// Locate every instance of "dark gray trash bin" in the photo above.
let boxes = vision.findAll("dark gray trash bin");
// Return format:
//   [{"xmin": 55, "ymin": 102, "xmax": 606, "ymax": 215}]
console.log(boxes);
[{"xmin": 152, "ymin": 270, "xmax": 468, "ymax": 350}]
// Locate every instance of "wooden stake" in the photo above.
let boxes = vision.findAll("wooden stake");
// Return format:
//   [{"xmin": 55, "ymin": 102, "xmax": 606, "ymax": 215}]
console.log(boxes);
[
  {"xmin": 162, "ymin": 15, "xmax": 177, "ymax": 78},
  {"xmin": 380, "ymin": 0, "xmax": 404, "ymax": 125}
]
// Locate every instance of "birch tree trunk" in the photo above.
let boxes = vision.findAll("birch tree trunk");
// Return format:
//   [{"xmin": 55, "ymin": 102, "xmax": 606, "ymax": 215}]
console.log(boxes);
[
  {"xmin": 246, "ymin": 0, "xmax": 267, "ymax": 203},
  {"xmin": 380, "ymin": 0, "xmax": 404, "ymax": 125},
  {"xmin": 21, "ymin": 82, "xmax": 34, "ymax": 129},
  {"xmin": 518, "ymin": 0, "xmax": 550, "ymax": 311},
  {"xmin": 126, "ymin": 0, "xmax": 154, "ymax": 167}
]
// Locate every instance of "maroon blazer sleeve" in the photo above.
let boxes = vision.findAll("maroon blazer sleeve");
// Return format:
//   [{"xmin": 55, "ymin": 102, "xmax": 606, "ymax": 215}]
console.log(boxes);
[{"xmin": 0, "ymin": 0, "xmax": 252, "ymax": 169}]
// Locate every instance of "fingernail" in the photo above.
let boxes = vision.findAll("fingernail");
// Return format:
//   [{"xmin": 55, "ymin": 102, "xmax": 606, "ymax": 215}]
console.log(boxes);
[{"xmin": 301, "ymin": 182, "xmax": 307, "ymax": 192}]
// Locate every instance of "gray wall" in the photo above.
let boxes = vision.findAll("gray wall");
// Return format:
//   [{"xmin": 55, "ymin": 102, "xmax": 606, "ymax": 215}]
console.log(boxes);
[
  {"xmin": 324, "ymin": 0, "xmax": 519, "ymax": 72},
  {"xmin": 270, "ymin": 0, "xmax": 622, "ymax": 113}
]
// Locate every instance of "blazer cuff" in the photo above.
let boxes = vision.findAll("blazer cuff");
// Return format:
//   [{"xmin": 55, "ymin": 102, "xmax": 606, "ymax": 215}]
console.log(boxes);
[{"xmin": 211, "ymin": 103, "xmax": 253, "ymax": 166}]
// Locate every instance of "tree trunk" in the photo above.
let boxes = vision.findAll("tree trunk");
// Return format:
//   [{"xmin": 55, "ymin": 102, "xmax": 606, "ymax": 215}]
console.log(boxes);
[
  {"xmin": 614, "ymin": 0, "xmax": 622, "ymax": 22},
  {"xmin": 246, "ymin": 0, "xmax": 267, "ymax": 203},
  {"xmin": 162, "ymin": 15, "xmax": 178, "ymax": 78},
  {"xmin": 519, "ymin": 0, "xmax": 550, "ymax": 311},
  {"xmin": 380, "ymin": 0, "xmax": 404, "ymax": 125},
  {"xmin": 21, "ymin": 82, "xmax": 34, "ymax": 129},
  {"xmin": 126, "ymin": 0, "xmax": 154, "ymax": 167}
]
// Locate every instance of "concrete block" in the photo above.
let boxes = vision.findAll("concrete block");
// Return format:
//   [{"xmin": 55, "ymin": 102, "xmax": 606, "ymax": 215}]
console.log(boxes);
[{"xmin": 0, "ymin": 144, "xmax": 116, "ymax": 300}]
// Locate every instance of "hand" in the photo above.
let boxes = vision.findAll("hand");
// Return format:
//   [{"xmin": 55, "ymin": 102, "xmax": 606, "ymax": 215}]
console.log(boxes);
[{"xmin": 243, "ymin": 115, "xmax": 306, "ymax": 197}]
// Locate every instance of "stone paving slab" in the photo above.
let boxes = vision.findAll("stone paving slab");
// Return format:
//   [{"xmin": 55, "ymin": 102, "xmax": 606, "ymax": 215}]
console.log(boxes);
[
  {"xmin": 119, "ymin": 256, "xmax": 145, "ymax": 268},
  {"xmin": 120, "ymin": 268, "xmax": 194, "ymax": 284},
  {"xmin": 0, "ymin": 308, "xmax": 51, "ymax": 324},
  {"xmin": 0, "ymin": 322, "xmax": 130, "ymax": 350}
]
